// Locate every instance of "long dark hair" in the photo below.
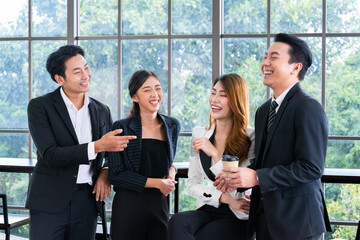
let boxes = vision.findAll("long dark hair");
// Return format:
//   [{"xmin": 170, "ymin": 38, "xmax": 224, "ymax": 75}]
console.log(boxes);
[
  {"xmin": 128, "ymin": 70, "xmax": 159, "ymax": 117},
  {"xmin": 209, "ymin": 73, "xmax": 251, "ymax": 163}
]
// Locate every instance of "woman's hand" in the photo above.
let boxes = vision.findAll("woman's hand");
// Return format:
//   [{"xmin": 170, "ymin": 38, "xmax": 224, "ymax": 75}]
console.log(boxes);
[
  {"xmin": 167, "ymin": 166, "xmax": 176, "ymax": 181},
  {"xmin": 193, "ymin": 137, "xmax": 221, "ymax": 161},
  {"xmin": 214, "ymin": 174, "xmax": 236, "ymax": 193},
  {"xmin": 228, "ymin": 194, "xmax": 250, "ymax": 215},
  {"xmin": 158, "ymin": 179, "xmax": 177, "ymax": 196}
]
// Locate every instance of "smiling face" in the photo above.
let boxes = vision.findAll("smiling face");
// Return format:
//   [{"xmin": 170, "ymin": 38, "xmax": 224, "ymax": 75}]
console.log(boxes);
[
  {"xmin": 261, "ymin": 42, "xmax": 301, "ymax": 96},
  {"xmin": 132, "ymin": 76, "xmax": 162, "ymax": 114},
  {"xmin": 209, "ymin": 81, "xmax": 232, "ymax": 121},
  {"xmin": 55, "ymin": 54, "xmax": 91, "ymax": 97}
]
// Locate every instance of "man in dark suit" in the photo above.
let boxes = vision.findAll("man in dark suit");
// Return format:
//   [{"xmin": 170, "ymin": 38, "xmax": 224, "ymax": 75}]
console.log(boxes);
[
  {"xmin": 215, "ymin": 33, "xmax": 331, "ymax": 239},
  {"xmin": 26, "ymin": 45, "xmax": 136, "ymax": 239}
]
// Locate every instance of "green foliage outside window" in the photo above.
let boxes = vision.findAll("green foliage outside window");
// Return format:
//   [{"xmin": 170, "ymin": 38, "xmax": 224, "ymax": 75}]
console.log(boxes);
[{"xmin": 1, "ymin": 0, "xmax": 360, "ymax": 239}]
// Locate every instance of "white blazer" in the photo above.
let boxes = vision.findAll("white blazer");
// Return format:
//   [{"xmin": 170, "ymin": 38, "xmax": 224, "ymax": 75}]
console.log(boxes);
[{"xmin": 187, "ymin": 124, "xmax": 255, "ymax": 220}]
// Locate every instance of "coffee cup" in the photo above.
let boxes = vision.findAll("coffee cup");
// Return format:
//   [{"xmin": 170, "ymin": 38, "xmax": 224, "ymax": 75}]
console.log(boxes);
[{"xmin": 222, "ymin": 155, "xmax": 239, "ymax": 178}]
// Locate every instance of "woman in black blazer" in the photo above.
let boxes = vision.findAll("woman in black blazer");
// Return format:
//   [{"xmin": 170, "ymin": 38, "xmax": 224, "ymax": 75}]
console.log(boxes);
[{"xmin": 109, "ymin": 70, "xmax": 180, "ymax": 240}]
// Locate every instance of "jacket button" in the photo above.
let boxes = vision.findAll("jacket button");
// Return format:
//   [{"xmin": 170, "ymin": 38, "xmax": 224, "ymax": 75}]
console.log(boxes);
[{"xmin": 203, "ymin": 193, "xmax": 212, "ymax": 198}]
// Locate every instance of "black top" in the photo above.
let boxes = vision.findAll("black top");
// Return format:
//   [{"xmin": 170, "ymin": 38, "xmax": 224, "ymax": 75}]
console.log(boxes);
[
  {"xmin": 139, "ymin": 139, "xmax": 169, "ymax": 178},
  {"xmin": 109, "ymin": 114, "xmax": 180, "ymax": 193}
]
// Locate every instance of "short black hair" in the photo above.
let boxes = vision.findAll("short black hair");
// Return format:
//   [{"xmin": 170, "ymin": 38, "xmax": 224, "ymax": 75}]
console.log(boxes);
[
  {"xmin": 274, "ymin": 33, "xmax": 312, "ymax": 80},
  {"xmin": 46, "ymin": 45, "xmax": 85, "ymax": 82}
]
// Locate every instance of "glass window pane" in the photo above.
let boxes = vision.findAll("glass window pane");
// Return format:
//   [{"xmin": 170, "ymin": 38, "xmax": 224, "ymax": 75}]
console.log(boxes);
[
  {"xmin": 299, "ymin": 37, "xmax": 322, "ymax": 103},
  {"xmin": 326, "ymin": 140, "xmax": 360, "ymax": 169},
  {"xmin": 0, "ymin": 0, "xmax": 28, "ymax": 37},
  {"xmin": 32, "ymin": 141, "xmax": 37, "ymax": 159},
  {"xmin": 325, "ymin": 183, "xmax": 359, "ymax": 239},
  {"xmin": 223, "ymin": 38, "xmax": 267, "ymax": 125},
  {"xmin": 0, "ymin": 41, "xmax": 28, "ymax": 129},
  {"xmin": 172, "ymin": 39, "xmax": 212, "ymax": 132},
  {"xmin": 122, "ymin": 39, "xmax": 168, "ymax": 118},
  {"xmin": 32, "ymin": 0, "xmax": 67, "ymax": 37},
  {"xmin": 0, "ymin": 133, "xmax": 28, "ymax": 158},
  {"xmin": 271, "ymin": 0, "xmax": 322, "ymax": 33},
  {"xmin": 80, "ymin": 40, "xmax": 119, "ymax": 120},
  {"xmin": 324, "ymin": 224, "xmax": 358, "ymax": 240},
  {"xmin": 122, "ymin": 0, "xmax": 167, "ymax": 35},
  {"xmin": 224, "ymin": 0, "xmax": 266, "ymax": 34},
  {"xmin": 172, "ymin": 0, "xmax": 212, "ymax": 34},
  {"xmin": 80, "ymin": 0, "xmax": 118, "ymax": 36},
  {"xmin": 174, "ymin": 136, "xmax": 191, "ymax": 162},
  {"xmin": 327, "ymin": 0, "xmax": 360, "ymax": 33},
  {"xmin": 32, "ymin": 40, "xmax": 66, "ymax": 98},
  {"xmin": 178, "ymin": 178, "xmax": 197, "ymax": 211},
  {"xmin": 0, "ymin": 172, "xmax": 29, "ymax": 206},
  {"xmin": 326, "ymin": 38, "xmax": 360, "ymax": 136}
]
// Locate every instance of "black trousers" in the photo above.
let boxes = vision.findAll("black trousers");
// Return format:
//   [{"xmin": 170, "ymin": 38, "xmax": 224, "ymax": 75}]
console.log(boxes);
[
  {"xmin": 256, "ymin": 209, "xmax": 322, "ymax": 240},
  {"xmin": 111, "ymin": 188, "xmax": 169, "ymax": 240},
  {"xmin": 29, "ymin": 184, "xmax": 98, "ymax": 240},
  {"xmin": 168, "ymin": 204, "xmax": 249, "ymax": 240}
]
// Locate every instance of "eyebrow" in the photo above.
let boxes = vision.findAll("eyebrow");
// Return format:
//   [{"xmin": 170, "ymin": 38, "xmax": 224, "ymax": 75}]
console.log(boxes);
[
  {"xmin": 212, "ymin": 88, "xmax": 226, "ymax": 92},
  {"xmin": 265, "ymin": 52, "xmax": 280, "ymax": 56},
  {"xmin": 72, "ymin": 63, "xmax": 88, "ymax": 72},
  {"xmin": 142, "ymin": 84, "xmax": 161, "ymax": 90}
]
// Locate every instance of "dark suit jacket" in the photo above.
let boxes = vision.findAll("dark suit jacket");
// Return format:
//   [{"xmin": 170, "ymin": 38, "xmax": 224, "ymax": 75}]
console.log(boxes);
[
  {"xmin": 26, "ymin": 87, "xmax": 112, "ymax": 213},
  {"xmin": 108, "ymin": 114, "xmax": 180, "ymax": 193},
  {"xmin": 248, "ymin": 83, "xmax": 331, "ymax": 239}
]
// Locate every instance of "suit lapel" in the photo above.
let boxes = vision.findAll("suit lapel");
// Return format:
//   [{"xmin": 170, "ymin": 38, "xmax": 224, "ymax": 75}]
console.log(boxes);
[
  {"xmin": 262, "ymin": 83, "xmax": 301, "ymax": 165},
  {"xmin": 199, "ymin": 133, "xmax": 216, "ymax": 181},
  {"xmin": 52, "ymin": 87, "xmax": 79, "ymax": 144},
  {"xmin": 128, "ymin": 116, "xmax": 142, "ymax": 171},
  {"xmin": 159, "ymin": 114, "xmax": 172, "ymax": 165},
  {"xmin": 198, "ymin": 125, "xmax": 216, "ymax": 181},
  {"xmin": 88, "ymin": 98, "xmax": 99, "ymax": 142},
  {"xmin": 255, "ymin": 99, "xmax": 271, "ymax": 169}
]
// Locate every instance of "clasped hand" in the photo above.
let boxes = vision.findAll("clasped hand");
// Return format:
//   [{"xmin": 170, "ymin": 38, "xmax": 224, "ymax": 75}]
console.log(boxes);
[
  {"xmin": 229, "ymin": 194, "xmax": 250, "ymax": 215},
  {"xmin": 158, "ymin": 178, "xmax": 177, "ymax": 196}
]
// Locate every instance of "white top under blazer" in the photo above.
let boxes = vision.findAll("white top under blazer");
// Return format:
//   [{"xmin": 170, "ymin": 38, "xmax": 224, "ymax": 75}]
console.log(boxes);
[{"xmin": 187, "ymin": 124, "xmax": 255, "ymax": 220}]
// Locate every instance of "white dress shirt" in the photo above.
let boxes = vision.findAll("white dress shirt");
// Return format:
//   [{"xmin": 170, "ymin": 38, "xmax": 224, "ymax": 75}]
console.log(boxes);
[
  {"xmin": 271, "ymin": 83, "xmax": 297, "ymax": 113},
  {"xmin": 60, "ymin": 87, "xmax": 97, "ymax": 185}
]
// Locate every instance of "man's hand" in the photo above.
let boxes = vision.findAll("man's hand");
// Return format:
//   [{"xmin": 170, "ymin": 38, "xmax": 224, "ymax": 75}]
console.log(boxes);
[
  {"xmin": 93, "ymin": 169, "xmax": 111, "ymax": 201},
  {"xmin": 95, "ymin": 129, "xmax": 137, "ymax": 153},
  {"xmin": 223, "ymin": 167, "xmax": 259, "ymax": 189}
]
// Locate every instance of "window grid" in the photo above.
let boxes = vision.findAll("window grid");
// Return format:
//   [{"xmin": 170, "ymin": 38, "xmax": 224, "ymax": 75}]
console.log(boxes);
[{"xmin": 1, "ymin": 0, "xmax": 360, "ymax": 162}]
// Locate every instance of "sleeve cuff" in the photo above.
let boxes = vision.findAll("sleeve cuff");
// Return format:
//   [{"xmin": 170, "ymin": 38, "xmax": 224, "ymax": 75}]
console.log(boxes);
[{"xmin": 87, "ymin": 142, "xmax": 98, "ymax": 161}]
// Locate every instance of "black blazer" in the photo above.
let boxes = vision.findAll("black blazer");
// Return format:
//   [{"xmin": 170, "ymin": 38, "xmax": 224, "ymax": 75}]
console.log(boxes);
[
  {"xmin": 108, "ymin": 114, "xmax": 180, "ymax": 193},
  {"xmin": 248, "ymin": 83, "xmax": 331, "ymax": 239},
  {"xmin": 26, "ymin": 87, "xmax": 112, "ymax": 213}
]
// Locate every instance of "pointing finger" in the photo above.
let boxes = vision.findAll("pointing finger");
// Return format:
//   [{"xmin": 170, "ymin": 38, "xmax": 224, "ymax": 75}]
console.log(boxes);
[
  {"xmin": 112, "ymin": 129, "xmax": 123, "ymax": 135},
  {"xmin": 118, "ymin": 135, "xmax": 137, "ymax": 140}
]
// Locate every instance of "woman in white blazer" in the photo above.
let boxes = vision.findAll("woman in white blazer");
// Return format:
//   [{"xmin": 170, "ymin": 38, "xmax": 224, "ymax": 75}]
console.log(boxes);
[{"xmin": 168, "ymin": 73, "xmax": 255, "ymax": 240}]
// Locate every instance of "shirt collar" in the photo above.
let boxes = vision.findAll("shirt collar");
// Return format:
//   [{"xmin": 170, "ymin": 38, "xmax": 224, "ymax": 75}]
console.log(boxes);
[
  {"xmin": 271, "ymin": 83, "xmax": 297, "ymax": 108},
  {"xmin": 60, "ymin": 87, "xmax": 89, "ymax": 110}
]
